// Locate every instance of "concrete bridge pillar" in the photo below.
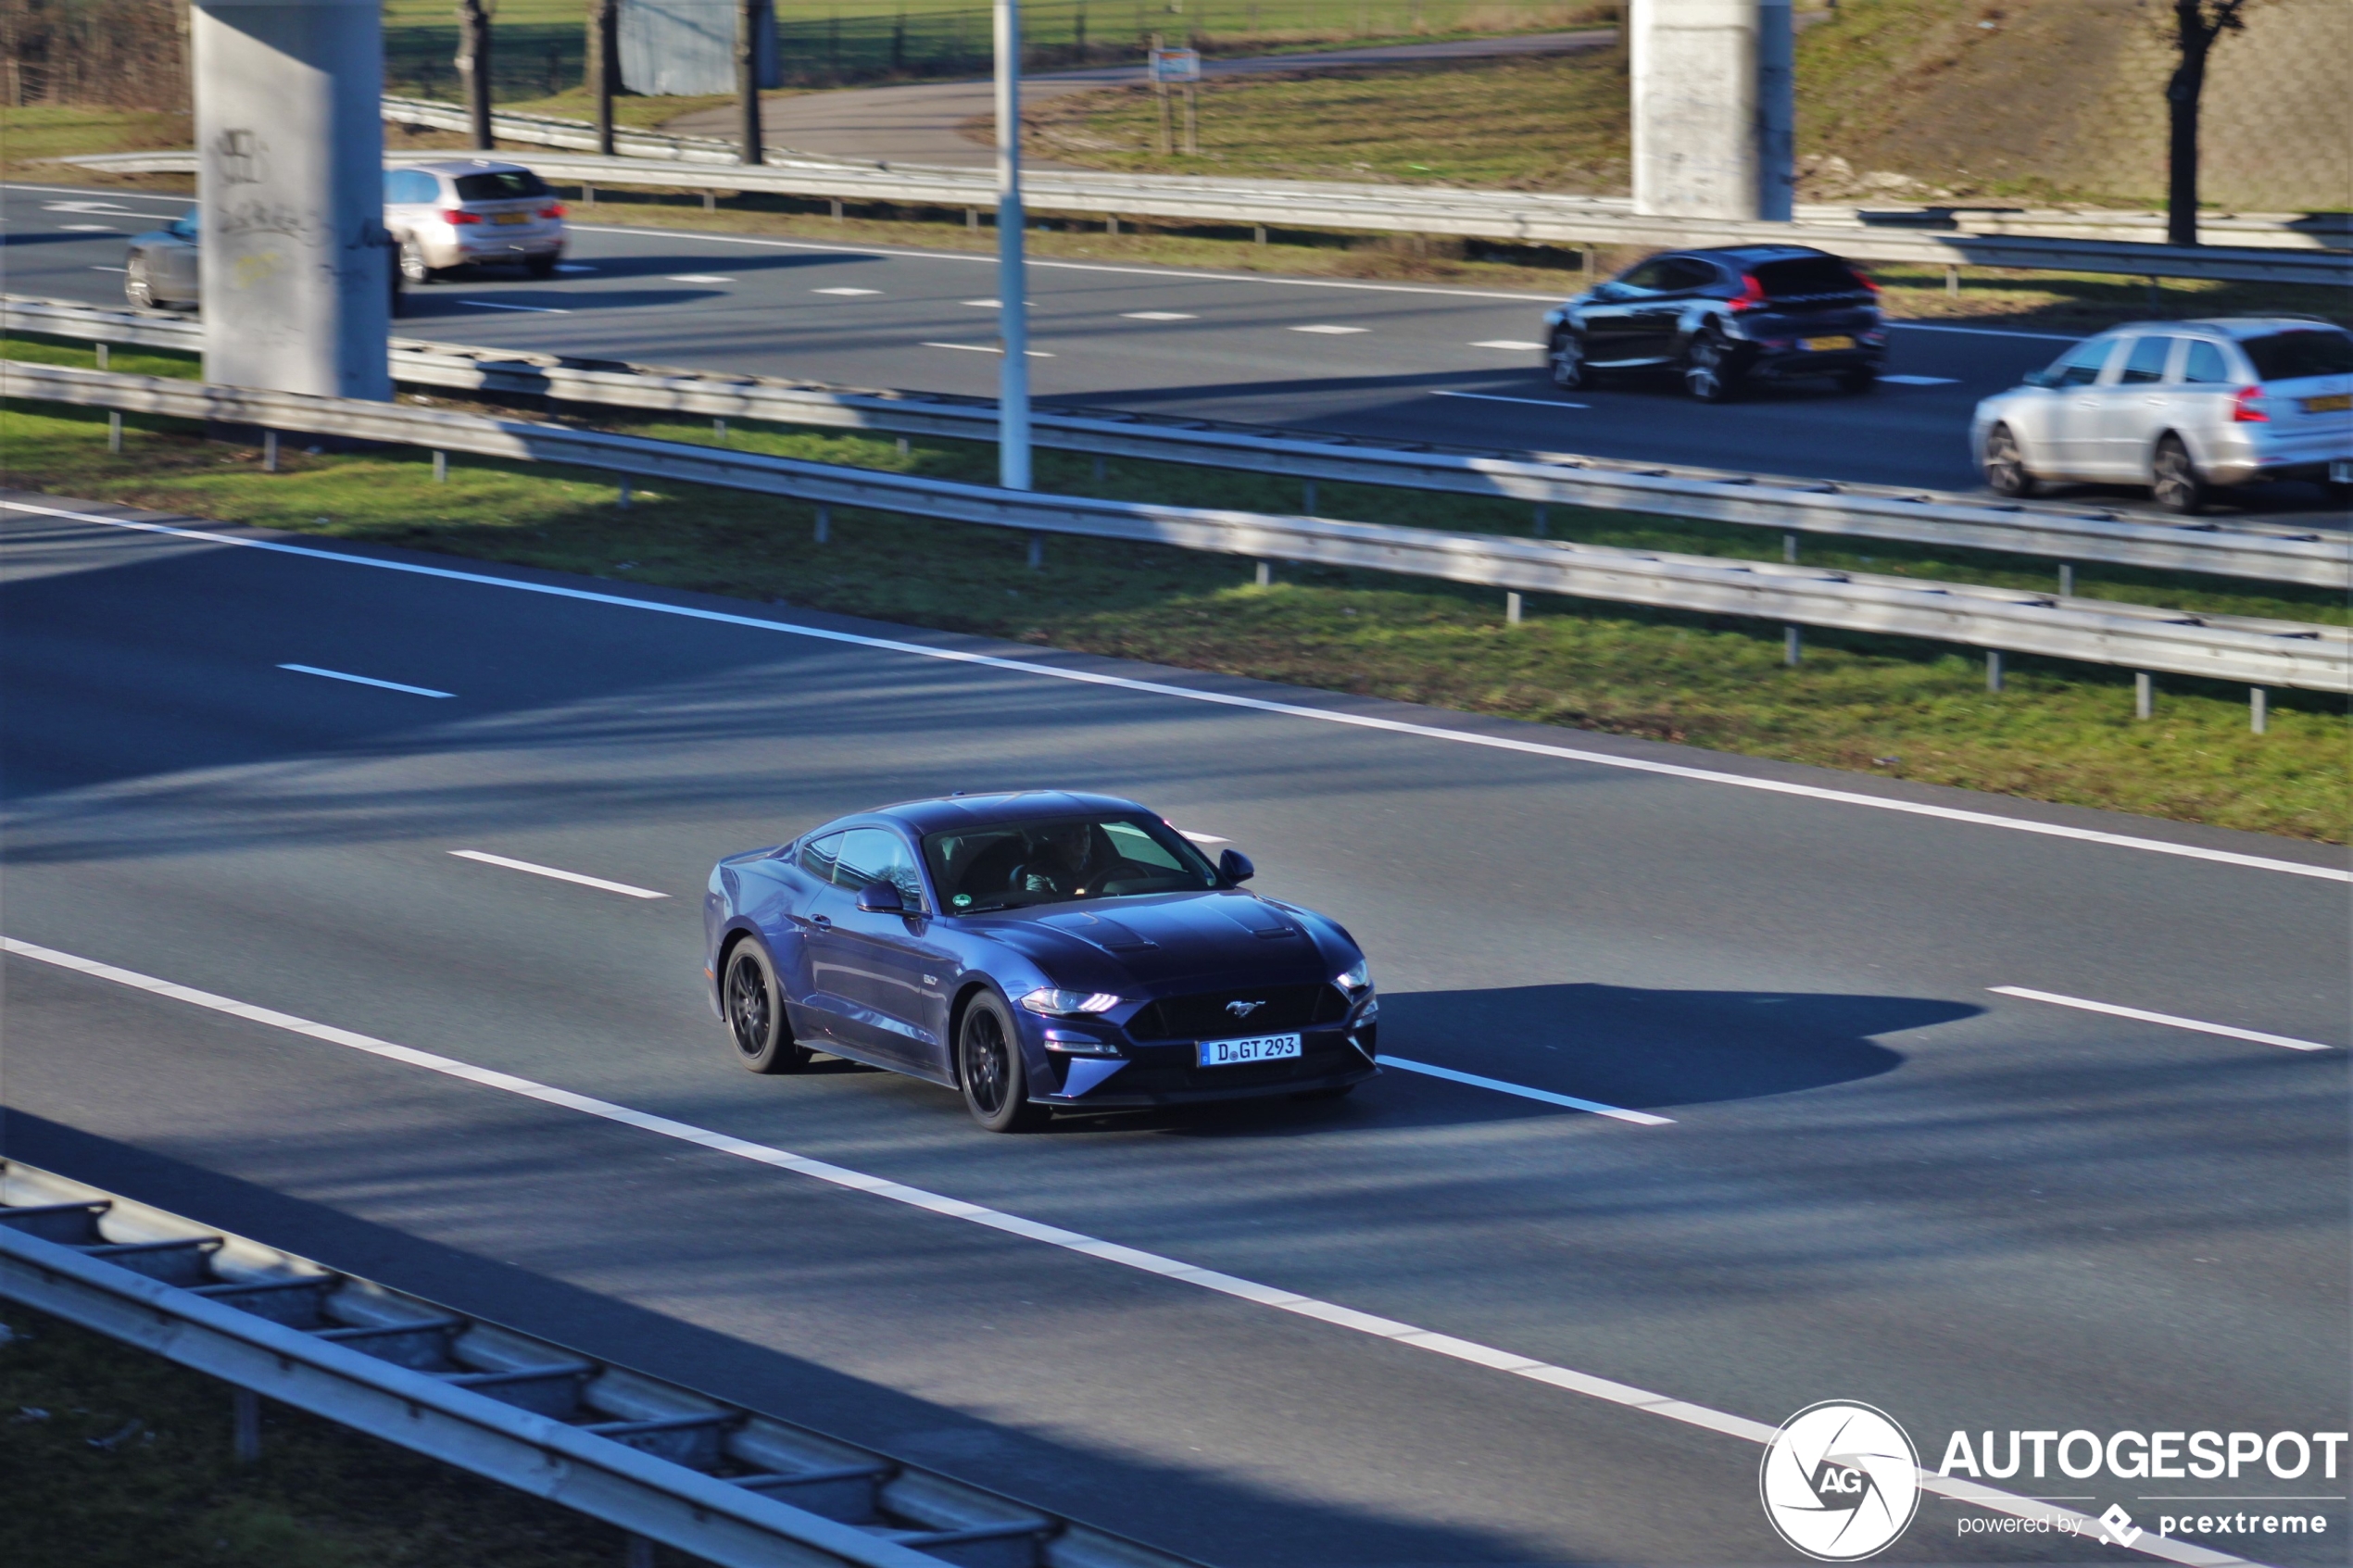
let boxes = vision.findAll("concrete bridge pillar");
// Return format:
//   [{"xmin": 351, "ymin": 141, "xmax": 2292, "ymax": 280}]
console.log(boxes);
[{"xmin": 1630, "ymin": 0, "xmax": 1794, "ymax": 222}]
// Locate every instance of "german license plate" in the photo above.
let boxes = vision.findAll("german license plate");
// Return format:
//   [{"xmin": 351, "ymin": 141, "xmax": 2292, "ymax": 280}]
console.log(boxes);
[
  {"xmin": 1197, "ymin": 1032, "xmax": 1302, "ymax": 1067},
  {"xmin": 1802, "ymin": 335, "xmax": 1856, "ymax": 352},
  {"xmin": 492, "ymin": 212, "xmax": 530, "ymax": 226},
  {"xmin": 2300, "ymin": 393, "xmax": 2351, "ymax": 414}
]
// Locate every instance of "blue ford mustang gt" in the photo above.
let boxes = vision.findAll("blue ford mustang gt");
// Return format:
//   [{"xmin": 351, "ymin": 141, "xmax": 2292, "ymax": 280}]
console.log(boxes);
[{"xmin": 703, "ymin": 791, "xmax": 1379, "ymax": 1130}]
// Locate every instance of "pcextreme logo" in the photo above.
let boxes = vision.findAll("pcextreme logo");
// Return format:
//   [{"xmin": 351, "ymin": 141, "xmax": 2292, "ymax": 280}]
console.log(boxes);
[{"xmin": 1760, "ymin": 1401, "xmax": 1923, "ymax": 1561}]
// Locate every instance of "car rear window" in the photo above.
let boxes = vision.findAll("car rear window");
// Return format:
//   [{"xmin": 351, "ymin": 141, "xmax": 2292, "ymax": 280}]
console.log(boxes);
[
  {"xmin": 1752, "ymin": 257, "xmax": 1867, "ymax": 298},
  {"xmin": 453, "ymin": 170, "xmax": 550, "ymax": 203},
  {"xmin": 2240, "ymin": 329, "xmax": 2353, "ymax": 383}
]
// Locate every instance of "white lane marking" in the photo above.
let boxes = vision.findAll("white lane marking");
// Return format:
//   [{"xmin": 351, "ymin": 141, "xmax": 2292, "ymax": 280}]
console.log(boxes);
[
  {"xmin": 42, "ymin": 199, "xmax": 143, "ymax": 214},
  {"xmin": 555, "ymin": 263, "xmax": 598, "ymax": 273},
  {"xmin": 1880, "ymin": 374, "xmax": 1960, "ymax": 386},
  {"xmin": 666, "ymin": 273, "xmax": 734, "ymax": 283},
  {"xmin": 59, "ymin": 223, "xmax": 117, "ymax": 232},
  {"xmin": 922, "ymin": 341, "xmax": 1053, "ymax": 357},
  {"xmin": 1889, "ymin": 320, "xmax": 2082, "ymax": 342},
  {"xmin": 567, "ymin": 222, "xmax": 1555, "ymax": 302},
  {"xmin": 89, "ymin": 265, "xmax": 128, "ymax": 273},
  {"xmin": 275, "ymin": 662, "xmax": 454, "ymax": 698},
  {"xmin": 449, "ymin": 849, "xmax": 667, "ymax": 899},
  {"xmin": 459, "ymin": 299, "xmax": 570, "ymax": 313},
  {"xmin": 1470, "ymin": 339, "xmax": 1544, "ymax": 350},
  {"xmin": 1176, "ymin": 829, "xmax": 1227, "ymax": 844},
  {"xmin": 1382, "ymin": 1057, "xmax": 1673, "ymax": 1124},
  {"xmin": 812, "ymin": 286, "xmax": 881, "ymax": 295},
  {"xmin": 1122, "ymin": 311, "xmax": 1197, "ymax": 320},
  {"xmin": 1990, "ymin": 986, "xmax": 2335, "ymax": 1052},
  {"xmin": 1431, "ymin": 389, "xmax": 1588, "ymax": 409},
  {"xmin": 1291, "ymin": 324, "xmax": 1368, "ymax": 334},
  {"xmin": 960, "ymin": 297, "xmax": 1003, "ymax": 307},
  {"xmin": 11, "ymin": 500, "xmax": 2343, "ymax": 886},
  {"xmin": 0, "ymin": 932, "xmax": 2258, "ymax": 1568}
]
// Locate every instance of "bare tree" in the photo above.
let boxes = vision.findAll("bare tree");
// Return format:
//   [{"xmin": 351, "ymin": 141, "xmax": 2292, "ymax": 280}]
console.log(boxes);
[
  {"xmin": 456, "ymin": 0, "xmax": 496, "ymax": 149},
  {"xmin": 2165, "ymin": 0, "xmax": 2252, "ymax": 246}
]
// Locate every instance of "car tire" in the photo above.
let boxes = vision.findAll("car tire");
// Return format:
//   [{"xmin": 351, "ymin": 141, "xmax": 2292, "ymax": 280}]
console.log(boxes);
[
  {"xmin": 723, "ymin": 940, "xmax": 811, "ymax": 1074},
  {"xmin": 958, "ymin": 992, "xmax": 1050, "ymax": 1133},
  {"xmin": 398, "ymin": 240, "xmax": 436, "ymax": 285},
  {"xmin": 1546, "ymin": 330, "xmax": 1593, "ymax": 392},
  {"xmin": 1837, "ymin": 366, "xmax": 1878, "ymax": 395},
  {"xmin": 2151, "ymin": 433, "xmax": 2208, "ymax": 514},
  {"xmin": 1983, "ymin": 423, "xmax": 2039, "ymax": 498},
  {"xmin": 1681, "ymin": 329, "xmax": 1738, "ymax": 403},
  {"xmin": 125, "ymin": 262, "xmax": 156, "ymax": 311}
]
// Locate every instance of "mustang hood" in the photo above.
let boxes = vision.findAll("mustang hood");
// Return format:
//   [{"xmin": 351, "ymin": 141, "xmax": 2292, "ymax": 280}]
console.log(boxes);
[{"xmin": 975, "ymin": 891, "xmax": 1332, "ymax": 989}]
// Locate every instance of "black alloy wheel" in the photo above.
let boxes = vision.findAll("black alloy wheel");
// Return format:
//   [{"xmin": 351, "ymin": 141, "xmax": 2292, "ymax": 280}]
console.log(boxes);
[
  {"xmin": 1547, "ymin": 330, "xmax": 1592, "ymax": 391},
  {"xmin": 1681, "ymin": 329, "xmax": 1737, "ymax": 403},
  {"xmin": 1983, "ymin": 423, "xmax": 2038, "ymax": 498},
  {"xmin": 724, "ymin": 941, "xmax": 809, "ymax": 1073},
  {"xmin": 958, "ymin": 993, "xmax": 1049, "ymax": 1133},
  {"xmin": 398, "ymin": 239, "xmax": 435, "ymax": 285},
  {"xmin": 2151, "ymin": 433, "xmax": 2208, "ymax": 515}
]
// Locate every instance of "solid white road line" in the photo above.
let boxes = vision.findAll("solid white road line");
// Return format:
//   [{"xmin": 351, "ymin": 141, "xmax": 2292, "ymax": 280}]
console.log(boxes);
[
  {"xmin": 812, "ymin": 286, "xmax": 881, "ymax": 295},
  {"xmin": 1381, "ymin": 1057, "xmax": 1673, "ymax": 1124},
  {"xmin": 1431, "ymin": 389, "xmax": 1588, "ymax": 409},
  {"xmin": 11, "ymin": 500, "xmax": 2342, "ymax": 885},
  {"xmin": 1290, "ymin": 324, "xmax": 1368, "ymax": 334},
  {"xmin": 1470, "ymin": 339, "xmax": 1544, "ymax": 350},
  {"xmin": 923, "ymin": 342, "xmax": 1053, "ymax": 357},
  {"xmin": 1888, "ymin": 321, "xmax": 2082, "ymax": 343},
  {"xmin": 1121, "ymin": 311, "xmax": 1197, "ymax": 320},
  {"xmin": 555, "ymin": 263, "xmax": 598, "ymax": 273},
  {"xmin": 1879, "ymin": 374, "xmax": 1960, "ymax": 386},
  {"xmin": 458, "ymin": 299, "xmax": 570, "ymax": 313},
  {"xmin": 59, "ymin": 223, "xmax": 117, "ymax": 232},
  {"xmin": 448, "ymin": 849, "xmax": 667, "ymax": 899},
  {"xmin": 960, "ymin": 298, "xmax": 1004, "ymax": 307},
  {"xmin": 666, "ymin": 273, "xmax": 735, "ymax": 283},
  {"xmin": 275, "ymin": 662, "xmax": 453, "ymax": 698},
  {"xmin": 0, "ymin": 934, "xmax": 2255, "ymax": 1568},
  {"xmin": 1989, "ymin": 986, "xmax": 2335, "ymax": 1052},
  {"xmin": 89, "ymin": 265, "xmax": 128, "ymax": 273}
]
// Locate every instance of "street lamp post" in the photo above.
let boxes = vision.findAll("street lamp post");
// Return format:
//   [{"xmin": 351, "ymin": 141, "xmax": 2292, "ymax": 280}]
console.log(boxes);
[{"xmin": 993, "ymin": 0, "xmax": 1031, "ymax": 490}]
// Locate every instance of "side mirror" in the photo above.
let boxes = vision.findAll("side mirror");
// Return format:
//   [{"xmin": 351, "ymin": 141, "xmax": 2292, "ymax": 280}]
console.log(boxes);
[
  {"xmin": 856, "ymin": 880, "xmax": 906, "ymax": 915},
  {"xmin": 2021, "ymin": 368, "xmax": 2057, "ymax": 389},
  {"xmin": 1218, "ymin": 848, "xmax": 1255, "ymax": 884}
]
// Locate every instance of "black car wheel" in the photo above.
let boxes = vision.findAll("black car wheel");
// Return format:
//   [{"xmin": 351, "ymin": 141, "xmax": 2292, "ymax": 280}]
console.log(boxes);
[
  {"xmin": 958, "ymin": 993, "xmax": 1049, "ymax": 1133},
  {"xmin": 724, "ymin": 941, "xmax": 810, "ymax": 1073},
  {"xmin": 1547, "ymin": 330, "xmax": 1592, "ymax": 391},
  {"xmin": 1983, "ymin": 423, "xmax": 2038, "ymax": 498},
  {"xmin": 2151, "ymin": 433, "xmax": 2208, "ymax": 515},
  {"xmin": 1681, "ymin": 329, "xmax": 1738, "ymax": 403},
  {"xmin": 124, "ymin": 260, "xmax": 157, "ymax": 310},
  {"xmin": 399, "ymin": 240, "xmax": 436, "ymax": 285}
]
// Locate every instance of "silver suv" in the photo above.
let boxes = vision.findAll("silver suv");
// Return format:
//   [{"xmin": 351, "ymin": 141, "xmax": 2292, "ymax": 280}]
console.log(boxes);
[
  {"xmin": 122, "ymin": 157, "xmax": 567, "ymax": 310},
  {"xmin": 1970, "ymin": 319, "xmax": 2353, "ymax": 512}
]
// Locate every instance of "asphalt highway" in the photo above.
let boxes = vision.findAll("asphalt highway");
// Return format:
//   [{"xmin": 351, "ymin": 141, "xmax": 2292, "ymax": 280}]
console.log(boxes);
[
  {"xmin": 3, "ymin": 498, "xmax": 2346, "ymax": 1564},
  {"xmin": 5, "ymin": 178, "xmax": 2098, "ymax": 498}
]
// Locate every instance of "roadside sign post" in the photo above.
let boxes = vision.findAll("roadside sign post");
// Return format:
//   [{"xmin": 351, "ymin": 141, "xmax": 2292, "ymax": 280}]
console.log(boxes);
[
  {"xmin": 994, "ymin": 0, "xmax": 1030, "ymax": 489},
  {"xmin": 1148, "ymin": 42, "xmax": 1201, "ymax": 156}
]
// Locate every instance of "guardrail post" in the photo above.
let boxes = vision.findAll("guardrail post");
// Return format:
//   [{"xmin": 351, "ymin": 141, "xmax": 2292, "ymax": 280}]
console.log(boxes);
[
  {"xmin": 896, "ymin": 436, "xmax": 911, "ymax": 457},
  {"xmin": 1986, "ymin": 649, "xmax": 2003, "ymax": 692},
  {"xmin": 1255, "ymin": 559, "xmax": 1271, "ymax": 587},
  {"xmin": 703, "ymin": 190, "xmax": 715, "ymax": 212},
  {"xmin": 1253, "ymin": 225, "xmax": 1266, "ymax": 245},
  {"xmin": 966, "ymin": 207, "xmax": 979, "ymax": 230},
  {"xmin": 713, "ymin": 417, "xmax": 727, "ymax": 445},
  {"xmin": 2134, "ymin": 671, "xmax": 2153, "ymax": 719},
  {"xmin": 232, "ymin": 1387, "xmax": 261, "ymax": 1464},
  {"xmin": 1302, "ymin": 478, "xmax": 1316, "ymax": 514},
  {"xmin": 2058, "ymin": 562, "xmax": 2074, "ymax": 596},
  {"xmin": 617, "ymin": 480, "xmax": 632, "ymax": 509},
  {"xmin": 433, "ymin": 449, "xmax": 447, "ymax": 483},
  {"xmin": 1027, "ymin": 532, "xmax": 1043, "ymax": 570},
  {"xmin": 584, "ymin": 182, "xmax": 597, "ymax": 207},
  {"xmin": 830, "ymin": 198, "xmax": 844, "ymax": 220},
  {"xmin": 813, "ymin": 506, "xmax": 830, "ymax": 543},
  {"xmin": 1784, "ymin": 625, "xmax": 1801, "ymax": 665},
  {"xmin": 107, "ymin": 410, "xmax": 123, "ymax": 453},
  {"xmin": 94, "ymin": 343, "xmax": 108, "ymax": 370},
  {"xmin": 624, "ymin": 1536, "xmax": 655, "ymax": 1568},
  {"xmin": 1505, "ymin": 591, "xmax": 1523, "ymax": 625},
  {"xmin": 1532, "ymin": 504, "xmax": 1547, "ymax": 537},
  {"xmin": 263, "ymin": 430, "xmax": 279, "ymax": 472},
  {"xmin": 1091, "ymin": 455, "xmax": 1106, "ymax": 483},
  {"xmin": 1782, "ymin": 532, "xmax": 1797, "ymax": 563},
  {"xmin": 1106, "ymin": 214, "xmax": 1118, "ymax": 234},
  {"xmin": 2250, "ymin": 685, "xmax": 2268, "ymax": 734}
]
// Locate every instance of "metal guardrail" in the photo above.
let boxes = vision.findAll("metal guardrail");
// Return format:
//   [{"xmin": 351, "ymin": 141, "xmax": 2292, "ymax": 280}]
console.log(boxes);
[
  {"xmin": 0, "ymin": 1159, "xmax": 1192, "ymax": 1568},
  {"xmin": 5, "ymin": 357, "xmax": 2346, "ymax": 691},
  {"xmin": 54, "ymin": 146, "xmax": 2353, "ymax": 290},
  {"xmin": 7, "ymin": 293, "xmax": 2344, "ymax": 590}
]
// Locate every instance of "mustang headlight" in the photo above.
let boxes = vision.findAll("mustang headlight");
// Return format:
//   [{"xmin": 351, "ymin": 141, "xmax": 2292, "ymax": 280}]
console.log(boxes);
[
  {"xmin": 1019, "ymin": 987, "xmax": 1122, "ymax": 1018},
  {"xmin": 1335, "ymin": 959, "xmax": 1372, "ymax": 994}
]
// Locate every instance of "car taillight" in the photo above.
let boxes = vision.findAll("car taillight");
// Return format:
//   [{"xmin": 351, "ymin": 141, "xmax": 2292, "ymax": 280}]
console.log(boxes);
[
  {"xmin": 1729, "ymin": 273, "xmax": 1767, "ymax": 312},
  {"xmin": 539, "ymin": 203, "xmax": 566, "ymax": 219},
  {"xmin": 2231, "ymin": 384, "xmax": 2269, "ymax": 422},
  {"xmin": 443, "ymin": 207, "xmax": 481, "ymax": 226},
  {"xmin": 1852, "ymin": 267, "xmax": 1881, "ymax": 295}
]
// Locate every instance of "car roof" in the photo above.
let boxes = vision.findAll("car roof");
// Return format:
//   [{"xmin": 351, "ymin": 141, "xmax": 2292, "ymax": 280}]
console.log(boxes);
[
  {"xmin": 401, "ymin": 158, "xmax": 541, "ymax": 178},
  {"xmin": 1680, "ymin": 245, "xmax": 1840, "ymax": 265},
  {"xmin": 849, "ymin": 790, "xmax": 1156, "ymax": 837},
  {"xmin": 2095, "ymin": 317, "xmax": 2347, "ymax": 339}
]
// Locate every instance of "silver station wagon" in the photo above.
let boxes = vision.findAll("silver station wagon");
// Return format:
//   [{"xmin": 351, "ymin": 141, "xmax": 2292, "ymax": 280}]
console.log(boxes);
[{"xmin": 1971, "ymin": 318, "xmax": 2353, "ymax": 512}]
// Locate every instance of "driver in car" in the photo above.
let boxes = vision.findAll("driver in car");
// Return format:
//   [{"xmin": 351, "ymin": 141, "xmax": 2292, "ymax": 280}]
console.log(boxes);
[{"xmin": 1014, "ymin": 822, "xmax": 1113, "ymax": 897}]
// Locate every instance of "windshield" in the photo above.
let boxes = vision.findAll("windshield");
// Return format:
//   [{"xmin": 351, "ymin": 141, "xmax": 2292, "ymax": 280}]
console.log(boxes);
[
  {"xmin": 2241, "ymin": 328, "xmax": 2353, "ymax": 383},
  {"xmin": 453, "ymin": 170, "xmax": 549, "ymax": 202},
  {"xmin": 923, "ymin": 814, "xmax": 1220, "ymax": 915}
]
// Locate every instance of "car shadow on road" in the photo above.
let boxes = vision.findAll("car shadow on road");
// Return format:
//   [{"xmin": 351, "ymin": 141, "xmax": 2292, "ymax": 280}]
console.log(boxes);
[{"xmin": 396, "ymin": 287, "xmax": 725, "ymax": 320}]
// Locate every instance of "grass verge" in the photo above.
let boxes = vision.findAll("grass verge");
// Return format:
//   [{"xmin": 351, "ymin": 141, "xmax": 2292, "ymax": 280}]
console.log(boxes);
[
  {"xmin": 4, "ymin": 344, "xmax": 2345, "ymax": 842},
  {"xmin": 0, "ymin": 1306, "xmax": 673, "ymax": 1568}
]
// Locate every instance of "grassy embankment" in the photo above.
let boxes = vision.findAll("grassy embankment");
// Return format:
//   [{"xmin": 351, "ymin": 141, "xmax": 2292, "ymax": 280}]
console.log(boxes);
[
  {"xmin": 4, "ymin": 332, "xmax": 2345, "ymax": 842},
  {"xmin": 0, "ymin": 1305, "xmax": 668, "ymax": 1568}
]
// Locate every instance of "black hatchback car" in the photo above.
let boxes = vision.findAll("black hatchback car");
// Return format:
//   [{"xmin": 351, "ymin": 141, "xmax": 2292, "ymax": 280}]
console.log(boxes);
[{"xmin": 1541, "ymin": 245, "xmax": 1886, "ymax": 402}]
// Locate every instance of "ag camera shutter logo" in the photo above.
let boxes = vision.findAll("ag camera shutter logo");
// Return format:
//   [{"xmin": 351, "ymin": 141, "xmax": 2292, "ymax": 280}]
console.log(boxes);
[{"xmin": 1760, "ymin": 1401, "xmax": 1922, "ymax": 1561}]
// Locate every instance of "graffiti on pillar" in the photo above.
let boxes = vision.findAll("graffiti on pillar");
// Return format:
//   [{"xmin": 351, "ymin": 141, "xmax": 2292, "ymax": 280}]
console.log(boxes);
[{"xmin": 209, "ymin": 128, "xmax": 270, "ymax": 187}]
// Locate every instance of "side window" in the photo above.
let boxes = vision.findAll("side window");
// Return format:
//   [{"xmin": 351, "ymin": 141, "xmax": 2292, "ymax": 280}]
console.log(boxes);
[
  {"xmin": 1659, "ymin": 258, "xmax": 1719, "ymax": 293},
  {"xmin": 799, "ymin": 832, "xmax": 845, "ymax": 884},
  {"xmin": 2050, "ymin": 337, "xmax": 2118, "ymax": 388},
  {"xmin": 834, "ymin": 828, "xmax": 925, "ymax": 910},
  {"xmin": 2181, "ymin": 340, "xmax": 2231, "ymax": 384},
  {"xmin": 1616, "ymin": 259, "xmax": 1672, "ymax": 295},
  {"xmin": 1102, "ymin": 821, "xmax": 1186, "ymax": 873},
  {"xmin": 2120, "ymin": 336, "xmax": 2171, "ymax": 385}
]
